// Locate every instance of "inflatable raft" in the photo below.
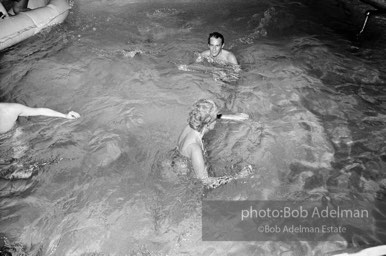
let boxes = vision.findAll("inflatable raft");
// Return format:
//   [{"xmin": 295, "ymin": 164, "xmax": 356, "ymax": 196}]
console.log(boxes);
[{"xmin": 0, "ymin": 0, "xmax": 70, "ymax": 51}]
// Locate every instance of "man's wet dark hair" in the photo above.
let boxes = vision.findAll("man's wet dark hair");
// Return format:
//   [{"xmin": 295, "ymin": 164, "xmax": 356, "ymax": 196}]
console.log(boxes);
[{"xmin": 208, "ymin": 32, "xmax": 224, "ymax": 45}]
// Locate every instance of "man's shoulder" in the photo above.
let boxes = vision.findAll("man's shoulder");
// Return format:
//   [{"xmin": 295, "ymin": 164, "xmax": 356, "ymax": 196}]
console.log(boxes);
[
  {"xmin": 222, "ymin": 49, "xmax": 236, "ymax": 57},
  {"xmin": 222, "ymin": 50, "xmax": 238, "ymax": 65}
]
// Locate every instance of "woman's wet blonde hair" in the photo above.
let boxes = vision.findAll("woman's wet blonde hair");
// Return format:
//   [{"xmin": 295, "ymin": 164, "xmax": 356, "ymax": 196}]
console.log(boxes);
[{"xmin": 188, "ymin": 99, "xmax": 218, "ymax": 132}]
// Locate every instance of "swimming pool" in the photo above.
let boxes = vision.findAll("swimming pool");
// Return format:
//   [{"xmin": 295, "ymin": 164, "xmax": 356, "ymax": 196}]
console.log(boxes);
[{"xmin": 1, "ymin": 0, "xmax": 386, "ymax": 255}]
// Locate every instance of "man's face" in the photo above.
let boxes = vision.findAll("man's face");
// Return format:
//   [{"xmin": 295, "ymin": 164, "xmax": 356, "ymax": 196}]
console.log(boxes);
[{"xmin": 208, "ymin": 37, "xmax": 223, "ymax": 58}]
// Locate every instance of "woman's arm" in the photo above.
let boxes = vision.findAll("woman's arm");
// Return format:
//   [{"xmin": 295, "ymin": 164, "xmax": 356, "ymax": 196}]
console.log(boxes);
[
  {"xmin": 189, "ymin": 144, "xmax": 233, "ymax": 186},
  {"xmin": 189, "ymin": 142, "xmax": 253, "ymax": 187},
  {"xmin": 204, "ymin": 165, "xmax": 253, "ymax": 189},
  {"xmin": 218, "ymin": 113, "xmax": 249, "ymax": 121},
  {"xmin": 189, "ymin": 144, "xmax": 209, "ymax": 179}
]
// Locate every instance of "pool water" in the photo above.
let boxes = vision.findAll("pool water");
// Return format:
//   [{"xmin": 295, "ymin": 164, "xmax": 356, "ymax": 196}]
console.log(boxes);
[{"xmin": 1, "ymin": 0, "xmax": 386, "ymax": 255}]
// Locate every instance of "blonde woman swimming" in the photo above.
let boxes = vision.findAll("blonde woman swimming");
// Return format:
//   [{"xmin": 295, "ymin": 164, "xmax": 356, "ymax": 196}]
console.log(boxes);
[{"xmin": 175, "ymin": 99, "xmax": 251, "ymax": 188}]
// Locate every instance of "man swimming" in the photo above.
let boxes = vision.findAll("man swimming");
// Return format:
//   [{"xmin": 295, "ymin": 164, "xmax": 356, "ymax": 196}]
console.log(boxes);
[
  {"xmin": 0, "ymin": 103, "xmax": 80, "ymax": 133},
  {"xmin": 196, "ymin": 32, "xmax": 238, "ymax": 65},
  {"xmin": 177, "ymin": 32, "xmax": 240, "ymax": 82}
]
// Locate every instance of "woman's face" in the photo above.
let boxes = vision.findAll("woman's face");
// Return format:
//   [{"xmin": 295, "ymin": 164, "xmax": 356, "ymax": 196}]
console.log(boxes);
[{"xmin": 206, "ymin": 118, "xmax": 217, "ymax": 131}]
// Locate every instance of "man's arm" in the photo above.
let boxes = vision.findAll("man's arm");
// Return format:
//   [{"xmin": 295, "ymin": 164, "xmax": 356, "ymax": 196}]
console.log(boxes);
[
  {"xmin": 17, "ymin": 104, "xmax": 80, "ymax": 119},
  {"xmin": 195, "ymin": 50, "xmax": 210, "ymax": 63}
]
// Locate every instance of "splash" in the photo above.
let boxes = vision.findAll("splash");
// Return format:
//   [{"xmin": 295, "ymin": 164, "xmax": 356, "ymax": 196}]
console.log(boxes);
[{"xmin": 238, "ymin": 6, "xmax": 295, "ymax": 44}]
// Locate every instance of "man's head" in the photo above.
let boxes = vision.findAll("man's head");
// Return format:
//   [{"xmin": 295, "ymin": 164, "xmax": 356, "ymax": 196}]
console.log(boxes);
[
  {"xmin": 188, "ymin": 99, "xmax": 218, "ymax": 132},
  {"xmin": 207, "ymin": 32, "xmax": 225, "ymax": 58},
  {"xmin": 207, "ymin": 32, "xmax": 224, "ymax": 45}
]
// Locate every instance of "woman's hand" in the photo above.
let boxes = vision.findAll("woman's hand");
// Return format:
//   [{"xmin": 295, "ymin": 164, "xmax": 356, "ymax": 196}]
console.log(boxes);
[
  {"xmin": 221, "ymin": 113, "xmax": 249, "ymax": 121},
  {"xmin": 233, "ymin": 113, "xmax": 249, "ymax": 121},
  {"xmin": 66, "ymin": 111, "xmax": 80, "ymax": 119}
]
